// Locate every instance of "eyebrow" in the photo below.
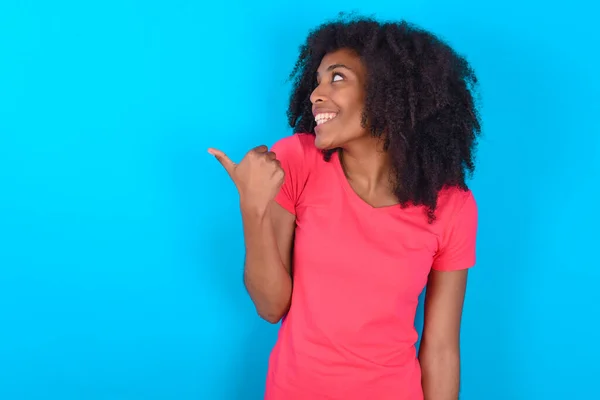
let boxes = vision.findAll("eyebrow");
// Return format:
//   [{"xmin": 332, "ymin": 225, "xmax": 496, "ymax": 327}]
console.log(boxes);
[
  {"xmin": 316, "ymin": 63, "xmax": 353, "ymax": 77},
  {"xmin": 326, "ymin": 63, "xmax": 352, "ymax": 71}
]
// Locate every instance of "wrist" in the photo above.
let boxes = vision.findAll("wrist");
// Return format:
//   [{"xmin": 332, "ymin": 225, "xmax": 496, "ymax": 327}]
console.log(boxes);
[{"xmin": 240, "ymin": 198, "xmax": 270, "ymax": 219}]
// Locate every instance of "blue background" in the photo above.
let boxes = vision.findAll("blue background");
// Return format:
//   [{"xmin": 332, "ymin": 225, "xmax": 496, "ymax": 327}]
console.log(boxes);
[{"xmin": 1, "ymin": 1, "xmax": 598, "ymax": 399}]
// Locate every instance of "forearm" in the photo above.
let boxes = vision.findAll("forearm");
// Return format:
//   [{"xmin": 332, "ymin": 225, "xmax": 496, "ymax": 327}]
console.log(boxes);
[
  {"xmin": 241, "ymin": 203, "xmax": 292, "ymax": 323},
  {"xmin": 419, "ymin": 344, "xmax": 460, "ymax": 400}
]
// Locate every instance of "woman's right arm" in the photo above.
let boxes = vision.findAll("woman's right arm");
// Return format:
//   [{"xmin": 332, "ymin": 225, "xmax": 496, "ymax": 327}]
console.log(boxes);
[
  {"xmin": 241, "ymin": 200, "xmax": 296, "ymax": 324},
  {"xmin": 208, "ymin": 139, "xmax": 302, "ymax": 324}
]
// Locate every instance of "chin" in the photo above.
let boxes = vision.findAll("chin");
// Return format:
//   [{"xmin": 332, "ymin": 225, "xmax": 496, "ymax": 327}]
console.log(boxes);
[
  {"xmin": 313, "ymin": 128, "xmax": 339, "ymax": 150},
  {"xmin": 313, "ymin": 135, "xmax": 337, "ymax": 151}
]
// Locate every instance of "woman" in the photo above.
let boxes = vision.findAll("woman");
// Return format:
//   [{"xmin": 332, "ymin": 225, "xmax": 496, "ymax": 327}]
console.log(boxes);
[{"xmin": 209, "ymin": 14, "xmax": 481, "ymax": 400}]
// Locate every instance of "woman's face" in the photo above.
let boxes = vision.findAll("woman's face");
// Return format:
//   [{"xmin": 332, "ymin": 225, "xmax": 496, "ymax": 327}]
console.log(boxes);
[{"xmin": 310, "ymin": 48, "xmax": 369, "ymax": 150}]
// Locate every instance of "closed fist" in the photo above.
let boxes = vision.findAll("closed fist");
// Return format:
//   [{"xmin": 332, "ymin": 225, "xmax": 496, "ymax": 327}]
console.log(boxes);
[{"xmin": 208, "ymin": 145, "xmax": 284, "ymax": 212}]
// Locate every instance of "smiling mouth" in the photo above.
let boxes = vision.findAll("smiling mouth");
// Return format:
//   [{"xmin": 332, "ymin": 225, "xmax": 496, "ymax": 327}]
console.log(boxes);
[{"xmin": 314, "ymin": 113, "xmax": 338, "ymax": 126}]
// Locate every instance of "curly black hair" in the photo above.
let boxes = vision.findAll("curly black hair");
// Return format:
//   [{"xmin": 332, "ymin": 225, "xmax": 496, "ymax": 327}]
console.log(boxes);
[{"xmin": 286, "ymin": 14, "xmax": 481, "ymax": 222}]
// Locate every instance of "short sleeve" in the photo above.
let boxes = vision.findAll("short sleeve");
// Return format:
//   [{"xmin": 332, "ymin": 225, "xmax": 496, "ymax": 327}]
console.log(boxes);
[
  {"xmin": 270, "ymin": 134, "xmax": 308, "ymax": 215},
  {"xmin": 432, "ymin": 190, "xmax": 479, "ymax": 271}
]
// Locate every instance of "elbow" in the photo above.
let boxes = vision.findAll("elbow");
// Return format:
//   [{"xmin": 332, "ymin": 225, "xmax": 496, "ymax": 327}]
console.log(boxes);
[
  {"xmin": 420, "ymin": 343, "xmax": 460, "ymax": 358},
  {"xmin": 257, "ymin": 304, "xmax": 288, "ymax": 324},
  {"xmin": 420, "ymin": 330, "xmax": 460, "ymax": 356},
  {"xmin": 259, "ymin": 311, "xmax": 283, "ymax": 324},
  {"xmin": 244, "ymin": 276, "xmax": 292, "ymax": 324},
  {"xmin": 419, "ymin": 339, "xmax": 460, "ymax": 368},
  {"xmin": 255, "ymin": 295, "xmax": 290, "ymax": 323}
]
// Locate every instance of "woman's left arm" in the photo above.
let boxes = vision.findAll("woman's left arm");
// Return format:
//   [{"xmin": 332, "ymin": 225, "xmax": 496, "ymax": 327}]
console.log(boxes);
[{"xmin": 419, "ymin": 268, "xmax": 469, "ymax": 400}]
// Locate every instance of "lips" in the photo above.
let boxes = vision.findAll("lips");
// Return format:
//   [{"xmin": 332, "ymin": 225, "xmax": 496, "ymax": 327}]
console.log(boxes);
[
  {"xmin": 313, "ymin": 106, "xmax": 339, "ymax": 126},
  {"xmin": 314, "ymin": 112, "xmax": 338, "ymax": 126}
]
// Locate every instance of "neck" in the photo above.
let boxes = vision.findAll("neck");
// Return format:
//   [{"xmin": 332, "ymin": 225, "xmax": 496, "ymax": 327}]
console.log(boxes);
[{"xmin": 339, "ymin": 136, "xmax": 392, "ymax": 191}]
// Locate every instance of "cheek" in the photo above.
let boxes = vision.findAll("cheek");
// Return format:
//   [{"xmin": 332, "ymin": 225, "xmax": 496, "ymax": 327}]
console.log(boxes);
[
  {"xmin": 344, "ymin": 98, "xmax": 366, "ymax": 127},
  {"xmin": 343, "ymin": 91, "xmax": 365, "ymax": 117}
]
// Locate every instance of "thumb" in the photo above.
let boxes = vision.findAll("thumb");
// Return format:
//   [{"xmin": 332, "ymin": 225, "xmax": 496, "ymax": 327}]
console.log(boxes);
[{"xmin": 208, "ymin": 148, "xmax": 236, "ymax": 177}]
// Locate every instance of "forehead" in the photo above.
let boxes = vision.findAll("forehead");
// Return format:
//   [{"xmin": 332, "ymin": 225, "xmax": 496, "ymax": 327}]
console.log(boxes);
[{"xmin": 316, "ymin": 48, "xmax": 364, "ymax": 73}]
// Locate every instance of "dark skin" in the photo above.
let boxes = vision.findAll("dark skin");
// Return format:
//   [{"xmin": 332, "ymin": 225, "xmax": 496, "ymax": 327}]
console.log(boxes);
[
  {"xmin": 313, "ymin": 49, "xmax": 468, "ymax": 400},
  {"xmin": 209, "ymin": 48, "xmax": 467, "ymax": 400},
  {"xmin": 207, "ymin": 144, "xmax": 295, "ymax": 323}
]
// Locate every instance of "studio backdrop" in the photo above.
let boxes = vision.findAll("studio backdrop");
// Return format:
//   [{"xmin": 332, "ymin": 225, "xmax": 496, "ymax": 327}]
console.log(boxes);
[{"xmin": 0, "ymin": 1, "xmax": 598, "ymax": 399}]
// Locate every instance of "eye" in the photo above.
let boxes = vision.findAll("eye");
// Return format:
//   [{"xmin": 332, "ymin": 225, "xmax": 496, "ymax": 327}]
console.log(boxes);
[{"xmin": 332, "ymin": 72, "xmax": 344, "ymax": 82}]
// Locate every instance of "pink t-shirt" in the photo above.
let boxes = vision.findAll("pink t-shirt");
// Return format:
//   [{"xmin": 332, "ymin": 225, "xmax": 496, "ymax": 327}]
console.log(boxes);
[{"xmin": 264, "ymin": 133, "xmax": 478, "ymax": 400}]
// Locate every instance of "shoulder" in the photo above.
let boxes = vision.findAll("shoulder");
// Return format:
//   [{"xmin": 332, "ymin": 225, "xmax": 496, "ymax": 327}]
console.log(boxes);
[
  {"xmin": 431, "ymin": 186, "xmax": 478, "ymax": 271},
  {"xmin": 436, "ymin": 186, "xmax": 477, "ymax": 224},
  {"xmin": 271, "ymin": 132, "xmax": 318, "ymax": 158},
  {"xmin": 269, "ymin": 133, "xmax": 320, "ymax": 214},
  {"xmin": 270, "ymin": 132, "xmax": 321, "ymax": 171}
]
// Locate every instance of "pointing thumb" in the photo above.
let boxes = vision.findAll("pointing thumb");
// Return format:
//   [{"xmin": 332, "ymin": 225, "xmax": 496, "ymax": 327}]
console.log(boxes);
[{"xmin": 208, "ymin": 148, "xmax": 236, "ymax": 177}]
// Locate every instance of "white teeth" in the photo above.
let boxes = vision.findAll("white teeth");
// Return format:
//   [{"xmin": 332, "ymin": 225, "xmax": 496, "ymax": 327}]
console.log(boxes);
[{"xmin": 315, "ymin": 112, "xmax": 337, "ymax": 126}]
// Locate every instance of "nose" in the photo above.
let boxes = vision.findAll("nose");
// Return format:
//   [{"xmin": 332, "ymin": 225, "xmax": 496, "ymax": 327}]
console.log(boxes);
[{"xmin": 310, "ymin": 82, "xmax": 327, "ymax": 104}]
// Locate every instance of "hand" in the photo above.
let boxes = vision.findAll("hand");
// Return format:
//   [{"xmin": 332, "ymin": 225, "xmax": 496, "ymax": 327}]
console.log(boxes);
[{"xmin": 208, "ymin": 145, "xmax": 285, "ymax": 213}]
